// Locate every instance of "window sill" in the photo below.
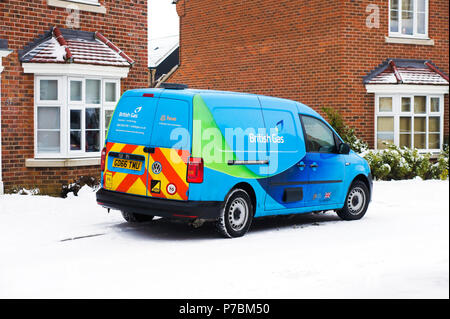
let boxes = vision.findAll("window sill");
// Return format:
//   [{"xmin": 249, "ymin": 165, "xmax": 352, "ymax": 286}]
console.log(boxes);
[
  {"xmin": 47, "ymin": 0, "xmax": 106, "ymax": 14},
  {"xmin": 385, "ymin": 36, "xmax": 434, "ymax": 46},
  {"xmin": 26, "ymin": 158, "xmax": 100, "ymax": 168}
]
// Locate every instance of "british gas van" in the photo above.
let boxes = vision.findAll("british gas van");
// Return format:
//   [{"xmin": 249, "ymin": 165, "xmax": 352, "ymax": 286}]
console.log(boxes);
[{"xmin": 96, "ymin": 84, "xmax": 372, "ymax": 238}]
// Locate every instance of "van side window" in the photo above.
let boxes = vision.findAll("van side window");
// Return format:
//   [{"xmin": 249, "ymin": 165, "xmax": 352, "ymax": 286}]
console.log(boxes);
[{"xmin": 300, "ymin": 115, "xmax": 336, "ymax": 153}]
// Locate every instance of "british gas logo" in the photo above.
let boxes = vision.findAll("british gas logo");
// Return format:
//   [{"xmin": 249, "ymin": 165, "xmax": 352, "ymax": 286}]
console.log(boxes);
[{"xmin": 119, "ymin": 106, "xmax": 143, "ymax": 119}]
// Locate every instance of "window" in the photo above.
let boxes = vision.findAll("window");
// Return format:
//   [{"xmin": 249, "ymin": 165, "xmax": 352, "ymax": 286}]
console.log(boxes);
[
  {"xmin": 301, "ymin": 115, "xmax": 336, "ymax": 153},
  {"xmin": 389, "ymin": 0, "xmax": 428, "ymax": 38},
  {"xmin": 35, "ymin": 76, "xmax": 120, "ymax": 158},
  {"xmin": 375, "ymin": 94, "xmax": 443, "ymax": 151}
]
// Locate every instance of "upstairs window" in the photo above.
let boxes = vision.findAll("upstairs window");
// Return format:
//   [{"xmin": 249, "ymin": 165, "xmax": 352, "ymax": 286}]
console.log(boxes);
[{"xmin": 389, "ymin": 0, "xmax": 428, "ymax": 38}]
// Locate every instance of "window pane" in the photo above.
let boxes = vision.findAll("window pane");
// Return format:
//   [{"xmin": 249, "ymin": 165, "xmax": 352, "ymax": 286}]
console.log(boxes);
[
  {"xmin": 86, "ymin": 79, "xmax": 101, "ymax": 104},
  {"xmin": 414, "ymin": 96, "xmax": 426, "ymax": 114},
  {"xmin": 86, "ymin": 131, "xmax": 100, "ymax": 152},
  {"xmin": 105, "ymin": 109, "xmax": 113, "ymax": 130},
  {"xmin": 390, "ymin": 10, "xmax": 399, "ymax": 32},
  {"xmin": 86, "ymin": 108, "xmax": 100, "ymax": 129},
  {"xmin": 70, "ymin": 109, "xmax": 81, "ymax": 130},
  {"xmin": 417, "ymin": 12, "xmax": 426, "ymax": 34},
  {"xmin": 400, "ymin": 117, "xmax": 411, "ymax": 132},
  {"xmin": 400, "ymin": 134, "xmax": 411, "ymax": 148},
  {"xmin": 377, "ymin": 117, "xmax": 394, "ymax": 149},
  {"xmin": 402, "ymin": 0, "xmax": 413, "ymax": 11},
  {"xmin": 428, "ymin": 117, "xmax": 440, "ymax": 133},
  {"xmin": 429, "ymin": 134, "xmax": 440, "ymax": 149},
  {"xmin": 302, "ymin": 116, "xmax": 336, "ymax": 153},
  {"xmin": 379, "ymin": 97, "xmax": 393, "ymax": 112},
  {"xmin": 105, "ymin": 82, "xmax": 117, "ymax": 102},
  {"xmin": 70, "ymin": 131, "xmax": 81, "ymax": 151},
  {"xmin": 38, "ymin": 131, "xmax": 60, "ymax": 153},
  {"xmin": 377, "ymin": 117, "xmax": 394, "ymax": 132},
  {"xmin": 401, "ymin": 11, "xmax": 413, "ymax": 35},
  {"xmin": 391, "ymin": 0, "xmax": 399, "ymax": 10},
  {"xmin": 414, "ymin": 117, "xmax": 426, "ymax": 133},
  {"xmin": 70, "ymin": 80, "xmax": 82, "ymax": 102},
  {"xmin": 38, "ymin": 107, "xmax": 60, "ymax": 130},
  {"xmin": 401, "ymin": 97, "xmax": 411, "ymax": 112},
  {"xmin": 417, "ymin": 0, "xmax": 426, "ymax": 12},
  {"xmin": 430, "ymin": 98, "xmax": 440, "ymax": 112},
  {"xmin": 414, "ymin": 134, "xmax": 426, "ymax": 149},
  {"xmin": 40, "ymin": 80, "xmax": 58, "ymax": 100}
]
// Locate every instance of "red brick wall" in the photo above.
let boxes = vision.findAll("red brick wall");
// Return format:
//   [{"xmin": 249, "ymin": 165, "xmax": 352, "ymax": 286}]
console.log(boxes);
[
  {"xmin": 0, "ymin": 0, "xmax": 148, "ymax": 194},
  {"xmin": 171, "ymin": 0, "xmax": 449, "ymax": 147}
]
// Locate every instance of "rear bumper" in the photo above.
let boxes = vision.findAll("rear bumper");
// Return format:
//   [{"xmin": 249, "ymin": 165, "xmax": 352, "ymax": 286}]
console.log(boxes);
[{"xmin": 96, "ymin": 188, "xmax": 223, "ymax": 220}]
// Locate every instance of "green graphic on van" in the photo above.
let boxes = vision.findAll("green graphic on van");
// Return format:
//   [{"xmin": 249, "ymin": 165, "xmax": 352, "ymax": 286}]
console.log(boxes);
[{"xmin": 192, "ymin": 94, "xmax": 264, "ymax": 179}]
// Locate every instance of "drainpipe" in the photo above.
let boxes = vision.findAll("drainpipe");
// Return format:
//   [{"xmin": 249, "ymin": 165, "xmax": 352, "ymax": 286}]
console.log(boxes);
[{"xmin": 0, "ymin": 49, "xmax": 12, "ymax": 195}]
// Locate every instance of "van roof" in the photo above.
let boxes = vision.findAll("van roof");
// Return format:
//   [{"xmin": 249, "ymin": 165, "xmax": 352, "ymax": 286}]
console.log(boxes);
[{"xmin": 123, "ymin": 88, "xmax": 323, "ymax": 119}]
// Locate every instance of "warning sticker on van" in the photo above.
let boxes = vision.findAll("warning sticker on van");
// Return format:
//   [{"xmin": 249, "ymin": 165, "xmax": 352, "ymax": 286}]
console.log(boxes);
[{"xmin": 150, "ymin": 180, "xmax": 161, "ymax": 193}]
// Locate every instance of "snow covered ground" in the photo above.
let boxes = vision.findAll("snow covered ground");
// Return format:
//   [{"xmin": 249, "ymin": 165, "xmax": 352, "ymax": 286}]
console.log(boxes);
[{"xmin": 0, "ymin": 180, "xmax": 448, "ymax": 299}]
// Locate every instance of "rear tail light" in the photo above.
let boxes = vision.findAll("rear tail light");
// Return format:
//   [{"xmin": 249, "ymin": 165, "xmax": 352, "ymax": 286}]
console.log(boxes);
[
  {"xmin": 187, "ymin": 157, "xmax": 204, "ymax": 183},
  {"xmin": 100, "ymin": 147, "xmax": 107, "ymax": 171}
]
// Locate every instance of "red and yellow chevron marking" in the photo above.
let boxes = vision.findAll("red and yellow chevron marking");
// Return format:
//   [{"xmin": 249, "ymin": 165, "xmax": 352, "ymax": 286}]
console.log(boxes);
[
  {"xmin": 104, "ymin": 142, "xmax": 148, "ymax": 196},
  {"xmin": 103, "ymin": 142, "xmax": 190, "ymax": 200},
  {"xmin": 148, "ymin": 147, "xmax": 189, "ymax": 201}
]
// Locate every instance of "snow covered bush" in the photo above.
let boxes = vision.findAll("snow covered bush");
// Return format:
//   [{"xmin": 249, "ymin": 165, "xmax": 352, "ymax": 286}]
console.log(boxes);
[
  {"xmin": 363, "ymin": 143, "xmax": 449, "ymax": 181},
  {"xmin": 61, "ymin": 176, "xmax": 100, "ymax": 198},
  {"xmin": 322, "ymin": 107, "xmax": 369, "ymax": 153}
]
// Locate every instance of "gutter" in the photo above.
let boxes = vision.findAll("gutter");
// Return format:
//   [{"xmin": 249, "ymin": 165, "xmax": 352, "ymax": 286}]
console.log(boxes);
[{"xmin": 0, "ymin": 49, "xmax": 12, "ymax": 194}]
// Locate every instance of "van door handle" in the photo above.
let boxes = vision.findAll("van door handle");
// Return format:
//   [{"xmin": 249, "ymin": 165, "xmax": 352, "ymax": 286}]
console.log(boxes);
[
  {"xmin": 143, "ymin": 147, "xmax": 155, "ymax": 154},
  {"xmin": 310, "ymin": 163, "xmax": 319, "ymax": 168},
  {"xmin": 296, "ymin": 161, "xmax": 306, "ymax": 170}
]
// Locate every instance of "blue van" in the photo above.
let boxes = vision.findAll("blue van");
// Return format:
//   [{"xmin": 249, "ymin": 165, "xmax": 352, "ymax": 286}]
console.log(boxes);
[{"xmin": 96, "ymin": 84, "xmax": 372, "ymax": 238}]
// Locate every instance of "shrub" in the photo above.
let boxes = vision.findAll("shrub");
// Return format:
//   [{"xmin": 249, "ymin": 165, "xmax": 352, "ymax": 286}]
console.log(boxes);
[
  {"xmin": 322, "ymin": 107, "xmax": 369, "ymax": 153},
  {"xmin": 363, "ymin": 143, "xmax": 449, "ymax": 181},
  {"xmin": 61, "ymin": 175, "xmax": 100, "ymax": 198}
]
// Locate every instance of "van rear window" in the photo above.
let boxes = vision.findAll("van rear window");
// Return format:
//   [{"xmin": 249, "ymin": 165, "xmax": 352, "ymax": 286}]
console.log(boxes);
[
  {"xmin": 107, "ymin": 96, "xmax": 158, "ymax": 145},
  {"xmin": 150, "ymin": 98, "xmax": 190, "ymax": 150}
]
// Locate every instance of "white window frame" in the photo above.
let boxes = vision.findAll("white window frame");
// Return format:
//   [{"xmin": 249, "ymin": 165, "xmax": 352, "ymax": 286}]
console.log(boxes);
[
  {"xmin": 34, "ymin": 75, "xmax": 120, "ymax": 159},
  {"xmin": 375, "ymin": 93, "xmax": 444, "ymax": 153},
  {"xmin": 389, "ymin": 0, "xmax": 429, "ymax": 39}
]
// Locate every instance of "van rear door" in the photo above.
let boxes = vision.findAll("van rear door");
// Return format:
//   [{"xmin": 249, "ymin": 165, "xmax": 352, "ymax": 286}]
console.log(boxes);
[
  {"xmin": 147, "ymin": 97, "xmax": 191, "ymax": 201},
  {"xmin": 103, "ymin": 92, "xmax": 159, "ymax": 196}
]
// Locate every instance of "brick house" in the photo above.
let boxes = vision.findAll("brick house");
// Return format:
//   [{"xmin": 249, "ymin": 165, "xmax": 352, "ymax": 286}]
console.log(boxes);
[
  {"xmin": 170, "ymin": 0, "xmax": 449, "ymax": 151},
  {"xmin": 0, "ymin": 0, "xmax": 148, "ymax": 194}
]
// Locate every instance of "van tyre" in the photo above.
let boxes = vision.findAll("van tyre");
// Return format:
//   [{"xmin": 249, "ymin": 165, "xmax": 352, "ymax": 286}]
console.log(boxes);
[
  {"xmin": 121, "ymin": 211, "xmax": 154, "ymax": 223},
  {"xmin": 337, "ymin": 181, "xmax": 369, "ymax": 221},
  {"xmin": 216, "ymin": 189, "xmax": 253, "ymax": 238}
]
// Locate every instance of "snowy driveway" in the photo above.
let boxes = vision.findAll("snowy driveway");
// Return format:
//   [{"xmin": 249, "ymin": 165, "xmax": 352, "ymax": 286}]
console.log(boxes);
[{"xmin": 0, "ymin": 180, "xmax": 448, "ymax": 298}]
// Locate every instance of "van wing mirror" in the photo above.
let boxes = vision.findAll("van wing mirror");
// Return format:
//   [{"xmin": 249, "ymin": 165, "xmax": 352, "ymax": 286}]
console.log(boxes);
[{"xmin": 338, "ymin": 143, "xmax": 351, "ymax": 154}]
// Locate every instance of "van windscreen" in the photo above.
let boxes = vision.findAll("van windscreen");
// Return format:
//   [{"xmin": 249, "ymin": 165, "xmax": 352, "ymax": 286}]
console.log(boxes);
[{"xmin": 107, "ymin": 96, "xmax": 158, "ymax": 145}]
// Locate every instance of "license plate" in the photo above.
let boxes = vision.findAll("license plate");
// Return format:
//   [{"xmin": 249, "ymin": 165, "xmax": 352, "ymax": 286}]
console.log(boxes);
[{"xmin": 112, "ymin": 158, "xmax": 143, "ymax": 171}]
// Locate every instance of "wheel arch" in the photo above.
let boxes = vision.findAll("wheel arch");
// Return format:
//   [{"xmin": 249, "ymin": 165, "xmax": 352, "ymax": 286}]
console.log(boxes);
[
  {"xmin": 226, "ymin": 182, "xmax": 257, "ymax": 215},
  {"xmin": 351, "ymin": 174, "xmax": 372, "ymax": 201}
]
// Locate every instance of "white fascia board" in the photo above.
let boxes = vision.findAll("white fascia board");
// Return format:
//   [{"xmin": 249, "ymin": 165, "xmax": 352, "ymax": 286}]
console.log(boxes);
[
  {"xmin": 365, "ymin": 84, "xmax": 449, "ymax": 95},
  {"xmin": 22, "ymin": 63, "xmax": 130, "ymax": 78}
]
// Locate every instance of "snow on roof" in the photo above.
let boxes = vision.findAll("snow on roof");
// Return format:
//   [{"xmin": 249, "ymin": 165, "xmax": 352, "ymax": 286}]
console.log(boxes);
[
  {"xmin": 148, "ymin": 35, "xmax": 179, "ymax": 68},
  {"xmin": 20, "ymin": 27, "xmax": 134, "ymax": 67},
  {"xmin": 364, "ymin": 59, "xmax": 449, "ymax": 85}
]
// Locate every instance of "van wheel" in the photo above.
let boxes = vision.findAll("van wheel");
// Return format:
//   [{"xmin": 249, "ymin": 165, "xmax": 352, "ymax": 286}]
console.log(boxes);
[
  {"xmin": 337, "ymin": 181, "xmax": 369, "ymax": 221},
  {"xmin": 216, "ymin": 189, "xmax": 253, "ymax": 238},
  {"xmin": 121, "ymin": 211, "xmax": 154, "ymax": 223}
]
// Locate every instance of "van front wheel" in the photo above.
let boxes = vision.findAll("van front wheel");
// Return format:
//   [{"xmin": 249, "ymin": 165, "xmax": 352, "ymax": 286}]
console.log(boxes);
[
  {"xmin": 121, "ymin": 211, "xmax": 154, "ymax": 223},
  {"xmin": 216, "ymin": 189, "xmax": 253, "ymax": 238},
  {"xmin": 337, "ymin": 181, "xmax": 369, "ymax": 220}
]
